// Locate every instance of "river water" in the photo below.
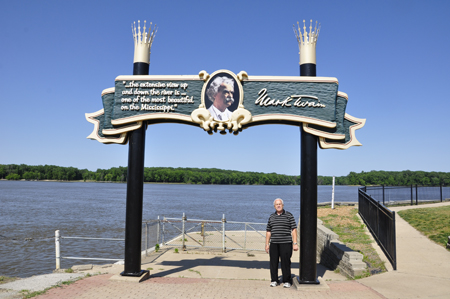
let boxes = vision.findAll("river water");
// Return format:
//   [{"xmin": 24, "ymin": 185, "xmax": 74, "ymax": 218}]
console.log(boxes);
[{"xmin": 0, "ymin": 181, "xmax": 358, "ymax": 278}]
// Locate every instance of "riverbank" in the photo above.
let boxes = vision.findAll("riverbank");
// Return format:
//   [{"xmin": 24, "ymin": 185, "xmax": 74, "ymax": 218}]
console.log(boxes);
[{"xmin": 2, "ymin": 202, "xmax": 450, "ymax": 298}]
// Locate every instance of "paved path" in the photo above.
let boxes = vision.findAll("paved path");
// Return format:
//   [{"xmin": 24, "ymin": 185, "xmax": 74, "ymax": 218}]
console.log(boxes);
[
  {"xmin": 1, "ymin": 202, "xmax": 449, "ymax": 298},
  {"xmin": 358, "ymin": 201, "xmax": 450, "ymax": 298},
  {"xmin": 26, "ymin": 275, "xmax": 386, "ymax": 299}
]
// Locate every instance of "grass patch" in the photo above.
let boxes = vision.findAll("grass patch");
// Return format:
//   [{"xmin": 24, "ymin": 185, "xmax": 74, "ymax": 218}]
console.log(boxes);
[
  {"xmin": 18, "ymin": 273, "xmax": 94, "ymax": 298},
  {"xmin": 398, "ymin": 205, "xmax": 450, "ymax": 250},
  {"xmin": 0, "ymin": 276, "xmax": 18, "ymax": 284},
  {"xmin": 318, "ymin": 205, "xmax": 387, "ymax": 277},
  {"xmin": 188, "ymin": 269, "xmax": 202, "ymax": 277},
  {"xmin": 61, "ymin": 279, "xmax": 77, "ymax": 286},
  {"xmin": 20, "ymin": 288, "xmax": 50, "ymax": 299},
  {"xmin": 387, "ymin": 200, "xmax": 444, "ymax": 207}
]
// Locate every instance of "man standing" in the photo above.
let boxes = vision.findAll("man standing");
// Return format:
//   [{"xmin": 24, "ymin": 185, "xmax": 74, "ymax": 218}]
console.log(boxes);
[
  {"xmin": 206, "ymin": 76, "xmax": 235, "ymax": 121},
  {"xmin": 265, "ymin": 198, "xmax": 298, "ymax": 288}
]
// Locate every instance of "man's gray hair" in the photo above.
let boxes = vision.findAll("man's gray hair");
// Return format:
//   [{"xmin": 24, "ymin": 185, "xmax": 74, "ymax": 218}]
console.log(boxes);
[
  {"xmin": 273, "ymin": 198, "xmax": 284, "ymax": 206},
  {"xmin": 206, "ymin": 76, "xmax": 235, "ymax": 103}
]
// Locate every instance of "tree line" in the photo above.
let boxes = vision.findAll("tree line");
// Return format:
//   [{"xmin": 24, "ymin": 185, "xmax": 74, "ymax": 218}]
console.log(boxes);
[
  {"xmin": 336, "ymin": 170, "xmax": 450, "ymax": 186},
  {"xmin": 0, "ymin": 164, "xmax": 449, "ymax": 186},
  {"xmin": 0, "ymin": 164, "xmax": 299, "ymax": 185}
]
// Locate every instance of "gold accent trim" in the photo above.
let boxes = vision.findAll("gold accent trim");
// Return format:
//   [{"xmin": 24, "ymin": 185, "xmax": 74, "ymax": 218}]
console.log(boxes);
[
  {"xmin": 191, "ymin": 107, "xmax": 252, "ymax": 134},
  {"xmin": 191, "ymin": 108, "xmax": 211, "ymax": 131},
  {"xmin": 318, "ymin": 114, "xmax": 366, "ymax": 149},
  {"xmin": 101, "ymin": 87, "xmax": 115, "ymax": 96},
  {"xmin": 198, "ymin": 70, "xmax": 210, "ymax": 81},
  {"xmin": 302, "ymin": 123, "xmax": 345, "ymax": 140},
  {"xmin": 115, "ymin": 74, "xmax": 337, "ymax": 83},
  {"xmin": 236, "ymin": 71, "xmax": 248, "ymax": 81},
  {"xmin": 102, "ymin": 122, "xmax": 143, "ymax": 135},
  {"xmin": 85, "ymin": 109, "xmax": 128, "ymax": 144},
  {"xmin": 337, "ymin": 91, "xmax": 348, "ymax": 100}
]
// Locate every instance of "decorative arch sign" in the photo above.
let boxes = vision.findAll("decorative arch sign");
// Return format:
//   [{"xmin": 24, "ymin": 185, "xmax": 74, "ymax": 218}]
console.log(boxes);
[
  {"xmin": 86, "ymin": 69, "xmax": 364, "ymax": 149},
  {"xmin": 85, "ymin": 20, "xmax": 365, "ymax": 285}
]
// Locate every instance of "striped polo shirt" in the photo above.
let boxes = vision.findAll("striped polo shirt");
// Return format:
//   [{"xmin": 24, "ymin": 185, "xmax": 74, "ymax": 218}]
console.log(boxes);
[{"xmin": 266, "ymin": 210, "xmax": 297, "ymax": 244}]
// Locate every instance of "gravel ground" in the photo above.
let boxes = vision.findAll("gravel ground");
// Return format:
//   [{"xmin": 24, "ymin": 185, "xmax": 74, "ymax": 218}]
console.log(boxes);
[{"xmin": 0, "ymin": 273, "xmax": 85, "ymax": 298}]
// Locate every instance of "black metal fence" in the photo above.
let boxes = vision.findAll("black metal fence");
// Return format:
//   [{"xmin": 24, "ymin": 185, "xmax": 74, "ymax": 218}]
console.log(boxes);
[
  {"xmin": 358, "ymin": 187, "xmax": 397, "ymax": 270},
  {"xmin": 364, "ymin": 185, "xmax": 450, "ymax": 206}
]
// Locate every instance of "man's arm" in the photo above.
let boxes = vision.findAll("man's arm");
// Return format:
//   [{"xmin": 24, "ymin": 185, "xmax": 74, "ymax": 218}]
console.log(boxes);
[
  {"xmin": 292, "ymin": 228, "xmax": 298, "ymax": 251},
  {"xmin": 265, "ymin": 231, "xmax": 271, "ymax": 253}
]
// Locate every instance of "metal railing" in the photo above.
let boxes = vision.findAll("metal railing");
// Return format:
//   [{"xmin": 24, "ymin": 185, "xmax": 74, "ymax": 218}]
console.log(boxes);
[
  {"xmin": 54, "ymin": 230, "xmax": 124, "ymax": 270},
  {"xmin": 143, "ymin": 214, "xmax": 267, "ymax": 253},
  {"xmin": 358, "ymin": 188, "xmax": 397, "ymax": 270},
  {"xmin": 55, "ymin": 215, "xmax": 267, "ymax": 269},
  {"xmin": 363, "ymin": 185, "xmax": 450, "ymax": 206}
]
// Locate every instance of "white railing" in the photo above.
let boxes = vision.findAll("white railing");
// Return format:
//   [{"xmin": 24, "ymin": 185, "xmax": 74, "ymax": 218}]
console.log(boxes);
[
  {"xmin": 54, "ymin": 230, "xmax": 124, "ymax": 270},
  {"xmin": 150, "ymin": 214, "xmax": 267, "ymax": 253},
  {"xmin": 55, "ymin": 214, "xmax": 267, "ymax": 269}
]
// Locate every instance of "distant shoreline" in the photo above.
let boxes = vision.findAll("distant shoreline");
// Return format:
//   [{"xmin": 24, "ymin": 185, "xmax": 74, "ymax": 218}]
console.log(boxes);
[
  {"xmin": 0, "ymin": 179, "xmax": 317, "ymax": 186},
  {"xmin": 3, "ymin": 164, "xmax": 447, "ymax": 186},
  {"xmin": 0, "ymin": 179, "xmax": 366, "ymax": 187}
]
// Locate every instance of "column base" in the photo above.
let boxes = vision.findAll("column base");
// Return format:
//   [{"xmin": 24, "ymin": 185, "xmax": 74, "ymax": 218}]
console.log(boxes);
[
  {"xmin": 120, "ymin": 269, "xmax": 149, "ymax": 277},
  {"xmin": 297, "ymin": 276, "xmax": 320, "ymax": 284},
  {"xmin": 112, "ymin": 270, "xmax": 149, "ymax": 283},
  {"xmin": 293, "ymin": 276, "xmax": 328, "ymax": 290}
]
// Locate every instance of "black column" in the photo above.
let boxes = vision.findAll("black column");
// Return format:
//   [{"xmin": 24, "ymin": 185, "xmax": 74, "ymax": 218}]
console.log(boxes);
[
  {"xmin": 299, "ymin": 63, "xmax": 319, "ymax": 284},
  {"xmin": 121, "ymin": 62, "xmax": 149, "ymax": 277}
]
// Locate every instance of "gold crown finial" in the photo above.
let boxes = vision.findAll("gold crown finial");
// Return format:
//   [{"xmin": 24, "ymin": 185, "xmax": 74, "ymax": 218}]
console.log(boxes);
[
  {"xmin": 293, "ymin": 19, "xmax": 320, "ymax": 65},
  {"xmin": 132, "ymin": 20, "xmax": 157, "ymax": 63}
]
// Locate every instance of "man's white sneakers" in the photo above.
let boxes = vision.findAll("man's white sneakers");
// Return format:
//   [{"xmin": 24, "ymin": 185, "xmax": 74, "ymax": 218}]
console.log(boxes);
[{"xmin": 270, "ymin": 281, "xmax": 292, "ymax": 288}]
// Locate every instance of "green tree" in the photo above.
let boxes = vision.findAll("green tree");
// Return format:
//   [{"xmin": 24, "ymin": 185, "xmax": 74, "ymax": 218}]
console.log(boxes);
[
  {"xmin": 104, "ymin": 173, "xmax": 113, "ymax": 181},
  {"xmin": 6, "ymin": 173, "xmax": 21, "ymax": 180}
]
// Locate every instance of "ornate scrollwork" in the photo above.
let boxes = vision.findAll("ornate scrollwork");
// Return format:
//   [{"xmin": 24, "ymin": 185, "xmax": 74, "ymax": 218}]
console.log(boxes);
[{"xmin": 191, "ymin": 107, "xmax": 252, "ymax": 135}]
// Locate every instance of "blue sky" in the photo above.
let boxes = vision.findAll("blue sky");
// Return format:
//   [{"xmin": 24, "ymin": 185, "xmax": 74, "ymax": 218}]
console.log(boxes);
[{"xmin": 1, "ymin": 0, "xmax": 449, "ymax": 176}]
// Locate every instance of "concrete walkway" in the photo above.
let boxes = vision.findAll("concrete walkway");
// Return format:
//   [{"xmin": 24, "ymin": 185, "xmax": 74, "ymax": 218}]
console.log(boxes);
[
  {"xmin": 358, "ymin": 201, "xmax": 450, "ymax": 298},
  {"xmin": 1, "ymin": 202, "xmax": 449, "ymax": 298}
]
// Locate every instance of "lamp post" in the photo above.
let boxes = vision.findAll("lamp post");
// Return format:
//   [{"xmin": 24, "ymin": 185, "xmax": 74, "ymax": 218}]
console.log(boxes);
[
  {"xmin": 294, "ymin": 20, "xmax": 320, "ymax": 284},
  {"xmin": 121, "ymin": 21, "xmax": 156, "ymax": 277}
]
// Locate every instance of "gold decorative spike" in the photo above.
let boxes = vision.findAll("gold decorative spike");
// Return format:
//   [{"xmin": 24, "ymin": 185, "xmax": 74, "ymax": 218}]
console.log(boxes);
[
  {"xmin": 132, "ymin": 20, "xmax": 157, "ymax": 64},
  {"xmin": 293, "ymin": 19, "xmax": 320, "ymax": 65}
]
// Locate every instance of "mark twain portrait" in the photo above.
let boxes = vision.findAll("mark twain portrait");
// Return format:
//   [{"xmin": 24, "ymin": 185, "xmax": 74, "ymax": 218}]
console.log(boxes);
[{"xmin": 206, "ymin": 76, "xmax": 236, "ymax": 121}]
